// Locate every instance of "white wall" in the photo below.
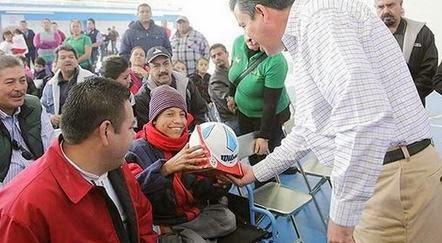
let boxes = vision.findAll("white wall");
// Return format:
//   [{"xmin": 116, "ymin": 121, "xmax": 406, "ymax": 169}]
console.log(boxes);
[{"xmin": 179, "ymin": 0, "xmax": 242, "ymax": 53}]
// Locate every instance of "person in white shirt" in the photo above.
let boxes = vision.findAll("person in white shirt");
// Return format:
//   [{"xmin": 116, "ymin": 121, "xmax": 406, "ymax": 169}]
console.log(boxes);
[{"xmin": 228, "ymin": 0, "xmax": 442, "ymax": 243}]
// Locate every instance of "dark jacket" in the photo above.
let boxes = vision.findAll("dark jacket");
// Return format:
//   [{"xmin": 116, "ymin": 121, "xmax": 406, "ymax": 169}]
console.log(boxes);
[
  {"xmin": 134, "ymin": 71, "xmax": 207, "ymax": 131},
  {"xmin": 394, "ymin": 18, "xmax": 439, "ymax": 105},
  {"xmin": 188, "ymin": 72, "xmax": 211, "ymax": 103},
  {"xmin": 0, "ymin": 95, "xmax": 44, "ymax": 182},
  {"xmin": 125, "ymin": 138, "xmax": 226, "ymax": 226},
  {"xmin": 22, "ymin": 29, "xmax": 35, "ymax": 52},
  {"xmin": 120, "ymin": 20, "xmax": 172, "ymax": 61},
  {"xmin": 26, "ymin": 76, "xmax": 38, "ymax": 97},
  {"xmin": 208, "ymin": 66, "xmax": 237, "ymax": 122}
]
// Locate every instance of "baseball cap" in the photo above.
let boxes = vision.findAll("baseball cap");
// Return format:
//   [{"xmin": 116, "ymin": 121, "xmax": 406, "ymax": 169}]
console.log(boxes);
[
  {"xmin": 146, "ymin": 46, "xmax": 171, "ymax": 63},
  {"xmin": 176, "ymin": 16, "xmax": 189, "ymax": 23}
]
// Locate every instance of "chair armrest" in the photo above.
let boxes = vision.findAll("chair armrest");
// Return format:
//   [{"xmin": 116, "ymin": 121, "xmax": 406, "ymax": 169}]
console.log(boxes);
[{"xmin": 245, "ymin": 184, "xmax": 279, "ymax": 242}]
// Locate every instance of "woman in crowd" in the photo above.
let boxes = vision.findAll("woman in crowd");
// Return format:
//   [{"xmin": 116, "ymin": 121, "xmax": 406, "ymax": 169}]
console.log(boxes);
[
  {"xmin": 228, "ymin": 34, "xmax": 291, "ymax": 170},
  {"xmin": 64, "ymin": 19, "xmax": 92, "ymax": 71},
  {"xmin": 126, "ymin": 85, "xmax": 236, "ymax": 242},
  {"xmin": 129, "ymin": 46, "xmax": 148, "ymax": 94}
]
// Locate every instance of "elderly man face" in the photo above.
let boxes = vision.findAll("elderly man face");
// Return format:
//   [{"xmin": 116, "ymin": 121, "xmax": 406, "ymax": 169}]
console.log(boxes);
[{"xmin": 0, "ymin": 63, "xmax": 27, "ymax": 115}]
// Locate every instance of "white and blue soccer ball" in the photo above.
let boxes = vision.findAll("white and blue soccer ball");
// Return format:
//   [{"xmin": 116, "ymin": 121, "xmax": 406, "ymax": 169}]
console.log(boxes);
[{"xmin": 189, "ymin": 122, "xmax": 239, "ymax": 168}]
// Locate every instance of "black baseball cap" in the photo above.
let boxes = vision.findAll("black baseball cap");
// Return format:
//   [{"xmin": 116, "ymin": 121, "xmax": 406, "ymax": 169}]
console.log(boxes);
[{"xmin": 146, "ymin": 46, "xmax": 171, "ymax": 63}]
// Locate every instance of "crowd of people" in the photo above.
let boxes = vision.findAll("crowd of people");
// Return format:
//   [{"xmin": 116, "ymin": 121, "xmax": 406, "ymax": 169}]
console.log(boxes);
[{"xmin": 1, "ymin": 0, "xmax": 442, "ymax": 242}]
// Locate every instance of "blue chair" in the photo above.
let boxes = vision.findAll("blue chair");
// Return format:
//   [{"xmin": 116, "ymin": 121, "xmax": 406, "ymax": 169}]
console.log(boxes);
[{"xmin": 237, "ymin": 132, "xmax": 313, "ymax": 242}]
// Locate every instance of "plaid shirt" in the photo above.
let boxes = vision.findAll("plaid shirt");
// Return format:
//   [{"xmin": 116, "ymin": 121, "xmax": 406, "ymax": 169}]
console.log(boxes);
[{"xmin": 171, "ymin": 28, "xmax": 210, "ymax": 74}]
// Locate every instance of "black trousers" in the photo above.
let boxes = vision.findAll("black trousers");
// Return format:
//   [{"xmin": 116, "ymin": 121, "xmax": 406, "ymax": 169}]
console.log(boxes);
[{"xmin": 237, "ymin": 107, "xmax": 289, "ymax": 166}]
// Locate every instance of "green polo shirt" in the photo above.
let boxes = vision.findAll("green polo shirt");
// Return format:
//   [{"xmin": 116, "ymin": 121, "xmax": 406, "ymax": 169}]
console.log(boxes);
[
  {"xmin": 64, "ymin": 34, "xmax": 92, "ymax": 68},
  {"xmin": 228, "ymin": 35, "xmax": 290, "ymax": 118}
]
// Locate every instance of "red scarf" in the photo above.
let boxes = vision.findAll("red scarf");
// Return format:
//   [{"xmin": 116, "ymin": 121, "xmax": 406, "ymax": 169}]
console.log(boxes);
[
  {"xmin": 143, "ymin": 122, "xmax": 188, "ymax": 159},
  {"xmin": 142, "ymin": 122, "xmax": 200, "ymax": 221}
]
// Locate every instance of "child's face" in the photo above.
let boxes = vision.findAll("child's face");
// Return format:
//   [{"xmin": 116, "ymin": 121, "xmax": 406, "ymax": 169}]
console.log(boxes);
[
  {"xmin": 34, "ymin": 64, "xmax": 45, "ymax": 72},
  {"xmin": 196, "ymin": 59, "xmax": 209, "ymax": 74},
  {"xmin": 173, "ymin": 63, "xmax": 187, "ymax": 76}
]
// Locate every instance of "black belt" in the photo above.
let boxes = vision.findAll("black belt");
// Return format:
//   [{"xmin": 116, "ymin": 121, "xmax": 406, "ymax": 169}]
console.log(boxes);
[{"xmin": 383, "ymin": 139, "xmax": 432, "ymax": 165}]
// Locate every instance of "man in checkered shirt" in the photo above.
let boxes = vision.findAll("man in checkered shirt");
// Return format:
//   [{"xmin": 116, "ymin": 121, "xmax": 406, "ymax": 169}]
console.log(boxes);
[
  {"xmin": 171, "ymin": 16, "xmax": 210, "ymax": 75},
  {"xmin": 228, "ymin": 0, "xmax": 442, "ymax": 242}
]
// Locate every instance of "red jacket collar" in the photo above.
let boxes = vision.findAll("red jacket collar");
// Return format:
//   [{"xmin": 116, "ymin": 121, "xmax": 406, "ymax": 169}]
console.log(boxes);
[{"xmin": 48, "ymin": 137, "xmax": 94, "ymax": 204}]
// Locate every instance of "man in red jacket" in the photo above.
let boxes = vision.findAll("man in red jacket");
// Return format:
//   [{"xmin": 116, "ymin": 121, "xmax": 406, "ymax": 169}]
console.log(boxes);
[{"xmin": 0, "ymin": 77, "xmax": 158, "ymax": 243}]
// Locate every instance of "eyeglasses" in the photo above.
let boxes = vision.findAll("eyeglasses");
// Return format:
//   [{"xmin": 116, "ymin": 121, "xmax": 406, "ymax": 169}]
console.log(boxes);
[{"xmin": 11, "ymin": 139, "xmax": 34, "ymax": 160}]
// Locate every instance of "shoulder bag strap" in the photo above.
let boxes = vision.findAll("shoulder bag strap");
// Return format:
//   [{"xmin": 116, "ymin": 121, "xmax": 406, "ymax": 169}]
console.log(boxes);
[{"xmin": 232, "ymin": 52, "xmax": 268, "ymax": 86}]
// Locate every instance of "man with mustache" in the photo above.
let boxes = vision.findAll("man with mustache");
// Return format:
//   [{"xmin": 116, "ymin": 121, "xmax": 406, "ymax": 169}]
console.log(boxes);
[
  {"xmin": 41, "ymin": 45, "xmax": 94, "ymax": 128},
  {"xmin": 134, "ymin": 46, "xmax": 207, "ymax": 130},
  {"xmin": 0, "ymin": 55, "xmax": 54, "ymax": 187},
  {"xmin": 208, "ymin": 43, "xmax": 239, "ymax": 134},
  {"xmin": 376, "ymin": 0, "xmax": 438, "ymax": 106}
]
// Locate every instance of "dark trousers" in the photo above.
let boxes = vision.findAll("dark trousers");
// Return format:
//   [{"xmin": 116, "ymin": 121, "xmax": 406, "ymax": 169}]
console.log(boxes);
[
  {"xmin": 90, "ymin": 48, "xmax": 99, "ymax": 68},
  {"xmin": 25, "ymin": 50, "xmax": 36, "ymax": 65},
  {"xmin": 237, "ymin": 110, "xmax": 286, "ymax": 166}
]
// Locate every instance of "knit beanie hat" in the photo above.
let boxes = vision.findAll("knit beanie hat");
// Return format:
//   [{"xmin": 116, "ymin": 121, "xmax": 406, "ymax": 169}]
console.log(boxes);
[{"xmin": 149, "ymin": 85, "xmax": 187, "ymax": 122}]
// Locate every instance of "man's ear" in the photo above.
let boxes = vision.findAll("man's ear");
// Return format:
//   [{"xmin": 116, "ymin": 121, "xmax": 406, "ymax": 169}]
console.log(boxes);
[
  {"xmin": 255, "ymin": 4, "xmax": 271, "ymax": 23},
  {"xmin": 98, "ymin": 120, "xmax": 111, "ymax": 146}
]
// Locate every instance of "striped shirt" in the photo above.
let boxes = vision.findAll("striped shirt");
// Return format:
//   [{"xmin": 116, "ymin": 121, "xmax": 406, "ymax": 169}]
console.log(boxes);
[
  {"xmin": 253, "ymin": 0, "xmax": 431, "ymax": 227},
  {"xmin": 0, "ymin": 107, "xmax": 55, "ymax": 187},
  {"xmin": 171, "ymin": 28, "xmax": 210, "ymax": 74}
]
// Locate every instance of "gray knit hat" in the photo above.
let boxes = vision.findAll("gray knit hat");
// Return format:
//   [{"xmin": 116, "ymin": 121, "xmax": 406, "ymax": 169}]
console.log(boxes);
[{"xmin": 149, "ymin": 85, "xmax": 187, "ymax": 122}]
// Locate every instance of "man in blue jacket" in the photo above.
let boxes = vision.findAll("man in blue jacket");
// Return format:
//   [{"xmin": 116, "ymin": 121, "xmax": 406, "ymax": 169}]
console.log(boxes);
[{"xmin": 119, "ymin": 3, "xmax": 172, "ymax": 61}]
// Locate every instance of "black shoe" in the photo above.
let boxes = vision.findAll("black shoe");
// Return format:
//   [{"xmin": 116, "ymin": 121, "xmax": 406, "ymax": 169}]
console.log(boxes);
[{"xmin": 282, "ymin": 167, "xmax": 298, "ymax": 175}]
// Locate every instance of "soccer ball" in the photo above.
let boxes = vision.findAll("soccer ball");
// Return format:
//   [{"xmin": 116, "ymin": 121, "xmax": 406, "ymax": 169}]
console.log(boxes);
[{"xmin": 189, "ymin": 122, "xmax": 239, "ymax": 169}]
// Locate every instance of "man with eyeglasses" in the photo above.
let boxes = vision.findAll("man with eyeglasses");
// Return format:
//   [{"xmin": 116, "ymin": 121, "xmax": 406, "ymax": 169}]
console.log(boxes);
[
  {"xmin": 0, "ymin": 55, "xmax": 54, "ymax": 187},
  {"xmin": 134, "ymin": 46, "xmax": 207, "ymax": 130}
]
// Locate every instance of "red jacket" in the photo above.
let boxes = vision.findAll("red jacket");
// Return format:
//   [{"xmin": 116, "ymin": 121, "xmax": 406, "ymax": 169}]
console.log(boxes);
[{"xmin": 0, "ymin": 139, "xmax": 158, "ymax": 243}]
